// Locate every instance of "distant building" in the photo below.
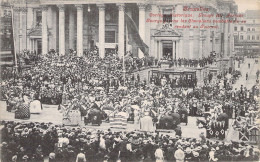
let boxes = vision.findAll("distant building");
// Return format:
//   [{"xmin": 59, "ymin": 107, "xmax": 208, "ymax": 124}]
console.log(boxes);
[
  {"xmin": 0, "ymin": 0, "xmax": 14, "ymax": 65},
  {"xmin": 234, "ymin": 10, "xmax": 260, "ymax": 57}
]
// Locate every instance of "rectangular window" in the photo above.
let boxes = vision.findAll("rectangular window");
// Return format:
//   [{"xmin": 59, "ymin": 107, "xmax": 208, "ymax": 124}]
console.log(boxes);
[
  {"xmin": 257, "ymin": 35, "xmax": 259, "ymax": 40},
  {"xmin": 247, "ymin": 28, "xmax": 250, "ymax": 31},
  {"xmin": 105, "ymin": 31, "xmax": 116, "ymax": 43},
  {"xmin": 234, "ymin": 26, "xmax": 237, "ymax": 31},
  {"xmin": 163, "ymin": 9, "xmax": 172, "ymax": 23},
  {"xmin": 252, "ymin": 35, "xmax": 255, "ymax": 40},
  {"xmin": 247, "ymin": 35, "xmax": 250, "ymax": 40},
  {"xmin": 36, "ymin": 10, "xmax": 42, "ymax": 26},
  {"xmin": 252, "ymin": 28, "xmax": 255, "ymax": 31},
  {"xmin": 240, "ymin": 35, "xmax": 243, "ymax": 40},
  {"xmin": 234, "ymin": 35, "xmax": 238, "ymax": 41},
  {"xmin": 241, "ymin": 26, "xmax": 244, "ymax": 31}
]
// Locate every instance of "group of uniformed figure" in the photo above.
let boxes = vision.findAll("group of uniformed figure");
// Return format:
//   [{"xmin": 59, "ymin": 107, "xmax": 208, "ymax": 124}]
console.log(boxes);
[{"xmin": 206, "ymin": 121, "xmax": 226, "ymax": 140}]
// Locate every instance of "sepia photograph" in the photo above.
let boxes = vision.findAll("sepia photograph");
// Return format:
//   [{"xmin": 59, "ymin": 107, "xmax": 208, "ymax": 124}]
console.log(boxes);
[{"xmin": 0, "ymin": 0, "xmax": 260, "ymax": 161}]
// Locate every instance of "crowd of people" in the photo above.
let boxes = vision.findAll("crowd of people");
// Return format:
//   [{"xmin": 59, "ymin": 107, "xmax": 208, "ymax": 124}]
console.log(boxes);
[
  {"xmin": 2, "ymin": 48, "xmax": 259, "ymax": 121},
  {"xmin": 1, "ymin": 120, "xmax": 259, "ymax": 162},
  {"xmin": 160, "ymin": 51, "xmax": 217, "ymax": 68},
  {"xmin": 1, "ymin": 47, "xmax": 259, "ymax": 161}
]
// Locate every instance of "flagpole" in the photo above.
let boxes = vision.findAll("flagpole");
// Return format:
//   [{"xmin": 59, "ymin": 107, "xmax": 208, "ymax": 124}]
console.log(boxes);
[
  {"xmin": 123, "ymin": 52, "xmax": 126, "ymax": 86},
  {"xmin": 11, "ymin": 4, "xmax": 18, "ymax": 72}
]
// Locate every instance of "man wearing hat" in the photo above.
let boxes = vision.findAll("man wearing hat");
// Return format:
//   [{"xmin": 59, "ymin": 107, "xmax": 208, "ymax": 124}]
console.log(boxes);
[
  {"xmin": 185, "ymin": 147, "xmax": 193, "ymax": 161},
  {"xmin": 209, "ymin": 148, "xmax": 218, "ymax": 161},
  {"xmin": 174, "ymin": 145, "xmax": 185, "ymax": 162}
]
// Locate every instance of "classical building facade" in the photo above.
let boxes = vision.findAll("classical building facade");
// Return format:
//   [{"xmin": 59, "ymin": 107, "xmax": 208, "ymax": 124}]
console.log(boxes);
[{"xmin": 12, "ymin": 0, "xmax": 237, "ymax": 60}]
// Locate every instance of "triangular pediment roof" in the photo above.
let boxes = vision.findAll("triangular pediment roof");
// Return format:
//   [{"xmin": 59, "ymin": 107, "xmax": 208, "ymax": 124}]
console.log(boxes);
[
  {"xmin": 153, "ymin": 29, "xmax": 182, "ymax": 37},
  {"xmin": 28, "ymin": 25, "xmax": 50, "ymax": 37}
]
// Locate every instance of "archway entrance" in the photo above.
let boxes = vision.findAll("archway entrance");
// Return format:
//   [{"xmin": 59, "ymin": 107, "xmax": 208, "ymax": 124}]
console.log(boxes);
[{"xmin": 162, "ymin": 41, "xmax": 173, "ymax": 60}]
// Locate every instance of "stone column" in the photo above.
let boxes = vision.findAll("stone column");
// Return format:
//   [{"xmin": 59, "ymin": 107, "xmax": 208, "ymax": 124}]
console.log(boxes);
[
  {"xmin": 42, "ymin": 5, "xmax": 48, "ymax": 54},
  {"xmin": 20, "ymin": 7, "xmax": 27, "ymax": 51},
  {"xmin": 179, "ymin": 38, "xmax": 183, "ymax": 59},
  {"xmin": 97, "ymin": 4, "xmax": 105, "ymax": 58},
  {"xmin": 172, "ymin": 41, "xmax": 176, "ymax": 60},
  {"xmin": 28, "ymin": 39, "xmax": 31, "ymax": 51},
  {"xmin": 34, "ymin": 40, "xmax": 39, "ymax": 55},
  {"xmin": 199, "ymin": 37, "xmax": 203, "ymax": 58},
  {"xmin": 58, "ymin": 5, "xmax": 65, "ymax": 55},
  {"xmin": 150, "ymin": 37, "xmax": 155, "ymax": 58},
  {"xmin": 223, "ymin": 17, "xmax": 229, "ymax": 58},
  {"xmin": 69, "ymin": 6, "xmax": 75, "ymax": 50},
  {"xmin": 156, "ymin": 41, "xmax": 159, "ymax": 59},
  {"xmin": 146, "ymin": 6, "xmax": 151, "ymax": 55},
  {"xmin": 75, "ymin": 4, "xmax": 83, "ymax": 56},
  {"xmin": 117, "ymin": 4, "xmax": 125, "ymax": 58},
  {"xmin": 176, "ymin": 41, "xmax": 179, "ymax": 59},
  {"xmin": 138, "ymin": 3, "xmax": 146, "ymax": 58},
  {"xmin": 159, "ymin": 41, "xmax": 162, "ymax": 60},
  {"xmin": 189, "ymin": 30, "xmax": 194, "ymax": 59},
  {"xmin": 52, "ymin": 7, "xmax": 57, "ymax": 51},
  {"xmin": 193, "ymin": 11, "xmax": 200, "ymax": 59},
  {"xmin": 47, "ymin": 6, "xmax": 53, "ymax": 50},
  {"xmin": 205, "ymin": 29, "xmax": 210, "ymax": 57},
  {"xmin": 229, "ymin": 20, "xmax": 234, "ymax": 56},
  {"xmin": 30, "ymin": 39, "xmax": 34, "ymax": 52}
]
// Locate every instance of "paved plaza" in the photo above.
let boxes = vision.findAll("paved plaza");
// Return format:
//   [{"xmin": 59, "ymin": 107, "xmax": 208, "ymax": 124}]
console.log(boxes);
[{"xmin": 0, "ymin": 58, "xmax": 258, "ymax": 140}]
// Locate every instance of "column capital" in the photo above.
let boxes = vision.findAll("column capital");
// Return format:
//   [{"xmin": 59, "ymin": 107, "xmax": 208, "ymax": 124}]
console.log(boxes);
[
  {"xmin": 20, "ymin": 7, "xmax": 27, "ymax": 13},
  {"xmin": 41, "ymin": 5, "xmax": 48, "ymax": 12},
  {"xmin": 57, "ymin": 4, "xmax": 65, "ymax": 11},
  {"xmin": 97, "ymin": 4, "xmax": 105, "ymax": 11},
  {"xmin": 13, "ymin": 7, "xmax": 20, "ymax": 12},
  {"xmin": 137, "ymin": 3, "xmax": 146, "ymax": 10},
  {"xmin": 75, "ymin": 4, "xmax": 83, "ymax": 10},
  {"xmin": 117, "ymin": 3, "xmax": 125, "ymax": 11}
]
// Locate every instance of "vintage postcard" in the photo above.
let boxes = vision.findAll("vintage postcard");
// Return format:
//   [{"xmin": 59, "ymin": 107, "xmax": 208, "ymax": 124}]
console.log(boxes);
[{"xmin": 0, "ymin": 0, "xmax": 259, "ymax": 161}]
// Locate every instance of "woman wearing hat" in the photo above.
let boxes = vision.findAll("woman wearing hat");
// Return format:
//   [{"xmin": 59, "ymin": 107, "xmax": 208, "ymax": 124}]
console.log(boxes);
[
  {"xmin": 76, "ymin": 149, "xmax": 86, "ymax": 162},
  {"xmin": 154, "ymin": 145, "xmax": 164, "ymax": 162}
]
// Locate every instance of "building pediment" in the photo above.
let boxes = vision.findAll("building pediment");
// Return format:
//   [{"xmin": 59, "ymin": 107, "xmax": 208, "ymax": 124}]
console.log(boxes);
[
  {"xmin": 28, "ymin": 25, "xmax": 51, "ymax": 37},
  {"xmin": 153, "ymin": 29, "xmax": 181, "ymax": 37}
]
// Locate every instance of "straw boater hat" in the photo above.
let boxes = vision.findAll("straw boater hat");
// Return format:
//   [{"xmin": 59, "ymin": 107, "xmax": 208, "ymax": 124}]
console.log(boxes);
[{"xmin": 185, "ymin": 147, "xmax": 192, "ymax": 153}]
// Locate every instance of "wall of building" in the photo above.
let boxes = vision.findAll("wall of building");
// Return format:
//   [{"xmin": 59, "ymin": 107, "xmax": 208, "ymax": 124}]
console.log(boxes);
[{"xmin": 11, "ymin": 0, "xmax": 237, "ymax": 61}]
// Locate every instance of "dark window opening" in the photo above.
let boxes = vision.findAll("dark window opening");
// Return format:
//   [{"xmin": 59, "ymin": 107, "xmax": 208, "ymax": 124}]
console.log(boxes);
[
  {"xmin": 163, "ymin": 9, "xmax": 172, "ymax": 23},
  {"xmin": 105, "ymin": 31, "xmax": 115, "ymax": 43}
]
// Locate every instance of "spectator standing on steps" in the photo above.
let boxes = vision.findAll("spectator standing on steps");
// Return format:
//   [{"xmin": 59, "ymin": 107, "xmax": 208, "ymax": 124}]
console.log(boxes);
[{"xmin": 246, "ymin": 73, "xmax": 249, "ymax": 80}]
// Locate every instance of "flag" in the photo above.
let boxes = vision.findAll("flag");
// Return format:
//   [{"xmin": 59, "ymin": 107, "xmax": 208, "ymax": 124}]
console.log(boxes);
[
  {"xmin": 109, "ymin": 112, "xmax": 127, "ymax": 129},
  {"xmin": 125, "ymin": 12, "xmax": 149, "ymax": 56}
]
